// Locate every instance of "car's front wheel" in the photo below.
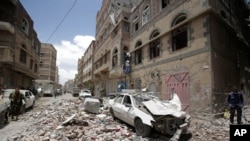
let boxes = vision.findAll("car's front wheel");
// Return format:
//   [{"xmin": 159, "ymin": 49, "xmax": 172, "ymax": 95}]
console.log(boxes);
[{"xmin": 134, "ymin": 118, "xmax": 151, "ymax": 137}]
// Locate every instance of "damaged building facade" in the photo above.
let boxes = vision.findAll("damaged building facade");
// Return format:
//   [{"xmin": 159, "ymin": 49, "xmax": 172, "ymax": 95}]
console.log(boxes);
[
  {"xmin": 0, "ymin": 0, "xmax": 41, "ymax": 88},
  {"xmin": 77, "ymin": 0, "xmax": 250, "ymax": 115}
]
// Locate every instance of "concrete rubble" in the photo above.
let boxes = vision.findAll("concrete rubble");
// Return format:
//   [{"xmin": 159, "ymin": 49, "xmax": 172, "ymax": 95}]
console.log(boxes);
[
  {"xmin": 5, "ymin": 97, "xmax": 250, "ymax": 141},
  {"xmin": 6, "ymin": 99, "xmax": 150, "ymax": 141}
]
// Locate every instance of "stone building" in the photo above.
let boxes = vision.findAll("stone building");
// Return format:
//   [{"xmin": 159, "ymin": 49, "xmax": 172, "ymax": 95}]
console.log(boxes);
[
  {"xmin": 93, "ymin": 0, "xmax": 140, "ymax": 97},
  {"xmin": 78, "ymin": 0, "xmax": 250, "ymax": 115},
  {"xmin": 77, "ymin": 41, "xmax": 95, "ymax": 93},
  {"xmin": 0, "ymin": 0, "xmax": 40, "ymax": 88},
  {"xmin": 39, "ymin": 43, "xmax": 57, "ymax": 82}
]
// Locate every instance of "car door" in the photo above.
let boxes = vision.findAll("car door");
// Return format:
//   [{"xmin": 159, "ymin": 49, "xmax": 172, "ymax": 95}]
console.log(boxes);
[
  {"xmin": 120, "ymin": 95, "xmax": 133, "ymax": 125},
  {"xmin": 28, "ymin": 91, "xmax": 35, "ymax": 106},
  {"xmin": 112, "ymin": 95, "xmax": 124, "ymax": 119}
]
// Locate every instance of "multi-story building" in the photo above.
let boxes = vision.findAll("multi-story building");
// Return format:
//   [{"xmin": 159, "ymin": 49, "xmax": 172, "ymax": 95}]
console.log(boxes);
[
  {"xmin": 0, "ymin": 0, "xmax": 40, "ymax": 88},
  {"xmin": 78, "ymin": 0, "xmax": 250, "ymax": 115},
  {"xmin": 93, "ymin": 0, "xmax": 139, "ymax": 97},
  {"xmin": 39, "ymin": 43, "xmax": 57, "ymax": 82},
  {"xmin": 76, "ymin": 41, "xmax": 95, "ymax": 93}
]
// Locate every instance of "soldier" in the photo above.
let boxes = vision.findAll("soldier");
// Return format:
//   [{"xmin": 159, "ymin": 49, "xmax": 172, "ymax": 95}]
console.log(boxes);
[{"xmin": 9, "ymin": 87, "xmax": 25, "ymax": 120}]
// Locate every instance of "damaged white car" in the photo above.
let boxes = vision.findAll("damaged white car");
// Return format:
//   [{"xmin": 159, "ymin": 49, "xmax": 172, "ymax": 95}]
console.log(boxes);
[{"xmin": 109, "ymin": 92, "xmax": 191, "ymax": 137}]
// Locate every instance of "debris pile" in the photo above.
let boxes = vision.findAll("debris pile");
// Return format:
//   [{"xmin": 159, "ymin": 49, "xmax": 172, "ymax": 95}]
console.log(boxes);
[
  {"xmin": 6, "ymin": 99, "xmax": 148, "ymax": 141},
  {"xmin": 6, "ymin": 96, "xmax": 250, "ymax": 141}
]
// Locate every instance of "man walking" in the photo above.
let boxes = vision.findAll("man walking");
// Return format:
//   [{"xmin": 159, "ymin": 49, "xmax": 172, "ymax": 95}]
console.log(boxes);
[
  {"xmin": 9, "ymin": 87, "xmax": 25, "ymax": 120},
  {"xmin": 227, "ymin": 86, "xmax": 244, "ymax": 124}
]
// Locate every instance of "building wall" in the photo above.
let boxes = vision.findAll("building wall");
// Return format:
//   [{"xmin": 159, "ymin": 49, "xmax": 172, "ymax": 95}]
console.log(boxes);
[
  {"xmin": 0, "ymin": 0, "xmax": 40, "ymax": 89},
  {"xmin": 39, "ymin": 43, "xmax": 57, "ymax": 82},
  {"xmin": 78, "ymin": 0, "xmax": 250, "ymax": 115},
  {"xmin": 82, "ymin": 41, "xmax": 95, "ymax": 90}
]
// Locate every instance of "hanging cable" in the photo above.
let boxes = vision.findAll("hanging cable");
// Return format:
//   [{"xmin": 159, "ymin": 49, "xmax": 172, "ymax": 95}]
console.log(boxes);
[{"xmin": 46, "ymin": 0, "xmax": 78, "ymax": 42}]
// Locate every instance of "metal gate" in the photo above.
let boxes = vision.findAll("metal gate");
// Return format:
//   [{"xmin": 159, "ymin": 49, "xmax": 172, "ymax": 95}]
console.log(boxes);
[{"xmin": 165, "ymin": 72, "xmax": 190, "ymax": 111}]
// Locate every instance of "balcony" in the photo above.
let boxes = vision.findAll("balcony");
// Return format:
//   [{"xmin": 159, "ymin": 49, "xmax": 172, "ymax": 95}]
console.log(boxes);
[
  {"xmin": 0, "ymin": 21, "xmax": 15, "ymax": 34},
  {"xmin": 0, "ymin": 47, "xmax": 14, "ymax": 63}
]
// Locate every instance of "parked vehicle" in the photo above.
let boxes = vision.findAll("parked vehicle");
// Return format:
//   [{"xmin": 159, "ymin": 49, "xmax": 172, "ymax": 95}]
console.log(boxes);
[
  {"xmin": 79, "ymin": 89, "xmax": 92, "ymax": 100},
  {"xmin": 109, "ymin": 91, "xmax": 191, "ymax": 137},
  {"xmin": 34, "ymin": 80, "xmax": 55, "ymax": 97},
  {"xmin": 0, "ymin": 97, "xmax": 11, "ymax": 124},
  {"xmin": 72, "ymin": 87, "xmax": 80, "ymax": 97},
  {"xmin": 3, "ymin": 89, "xmax": 36, "ymax": 114}
]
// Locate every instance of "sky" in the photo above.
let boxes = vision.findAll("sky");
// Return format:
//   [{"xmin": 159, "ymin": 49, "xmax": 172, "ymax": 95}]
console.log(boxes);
[{"xmin": 19, "ymin": 0, "xmax": 103, "ymax": 85}]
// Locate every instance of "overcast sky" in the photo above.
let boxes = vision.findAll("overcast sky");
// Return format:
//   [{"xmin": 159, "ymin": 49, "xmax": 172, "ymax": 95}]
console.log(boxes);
[{"xmin": 20, "ymin": 0, "xmax": 102, "ymax": 85}]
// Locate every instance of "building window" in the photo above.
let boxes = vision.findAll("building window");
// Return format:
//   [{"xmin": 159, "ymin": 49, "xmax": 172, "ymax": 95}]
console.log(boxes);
[
  {"xmin": 30, "ymin": 59, "xmax": 33, "ymax": 70},
  {"xmin": 135, "ymin": 41, "xmax": 142, "ymax": 65},
  {"xmin": 149, "ymin": 30, "xmax": 160, "ymax": 59},
  {"xmin": 171, "ymin": 13, "xmax": 188, "ymax": 51},
  {"xmin": 123, "ymin": 21, "xmax": 130, "ymax": 32},
  {"xmin": 142, "ymin": 5, "xmax": 150, "ymax": 25},
  {"xmin": 112, "ymin": 48, "xmax": 118, "ymax": 67},
  {"xmin": 34, "ymin": 64, "xmax": 37, "ymax": 72},
  {"xmin": 22, "ymin": 18, "xmax": 29, "ymax": 35},
  {"xmin": 113, "ymin": 27, "xmax": 118, "ymax": 38},
  {"xmin": 162, "ymin": 0, "xmax": 170, "ymax": 9},
  {"xmin": 20, "ymin": 49, "xmax": 27, "ymax": 64},
  {"xmin": 133, "ymin": 15, "xmax": 139, "ymax": 32}
]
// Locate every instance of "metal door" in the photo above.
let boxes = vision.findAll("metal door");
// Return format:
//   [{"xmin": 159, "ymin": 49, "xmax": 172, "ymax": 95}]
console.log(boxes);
[{"xmin": 165, "ymin": 72, "xmax": 189, "ymax": 111}]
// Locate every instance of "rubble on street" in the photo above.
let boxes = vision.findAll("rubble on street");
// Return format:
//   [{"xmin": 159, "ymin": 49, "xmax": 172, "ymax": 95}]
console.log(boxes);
[{"xmin": 3, "ymin": 95, "xmax": 250, "ymax": 141}]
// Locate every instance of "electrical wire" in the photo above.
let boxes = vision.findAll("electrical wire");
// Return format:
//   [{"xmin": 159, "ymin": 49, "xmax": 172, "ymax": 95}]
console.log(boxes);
[{"xmin": 46, "ymin": 0, "xmax": 78, "ymax": 42}]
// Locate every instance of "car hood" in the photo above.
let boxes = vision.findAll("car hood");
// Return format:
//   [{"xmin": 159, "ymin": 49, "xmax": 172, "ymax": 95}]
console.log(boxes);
[{"xmin": 141, "ymin": 93, "xmax": 186, "ymax": 118}]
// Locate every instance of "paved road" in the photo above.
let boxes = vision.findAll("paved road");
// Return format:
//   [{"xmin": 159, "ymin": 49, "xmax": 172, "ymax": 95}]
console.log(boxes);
[{"xmin": 0, "ymin": 93, "xmax": 76, "ymax": 141}]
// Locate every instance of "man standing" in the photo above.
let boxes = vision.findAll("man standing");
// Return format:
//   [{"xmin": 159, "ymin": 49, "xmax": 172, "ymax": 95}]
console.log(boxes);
[
  {"xmin": 9, "ymin": 87, "xmax": 25, "ymax": 120},
  {"xmin": 227, "ymin": 86, "xmax": 244, "ymax": 124}
]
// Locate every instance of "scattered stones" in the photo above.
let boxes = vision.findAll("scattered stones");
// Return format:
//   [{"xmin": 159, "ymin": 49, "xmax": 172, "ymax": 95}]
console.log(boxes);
[{"xmin": 4, "ymin": 95, "xmax": 250, "ymax": 141}]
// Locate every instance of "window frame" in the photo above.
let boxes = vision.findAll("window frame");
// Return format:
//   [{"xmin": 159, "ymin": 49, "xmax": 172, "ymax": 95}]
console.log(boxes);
[{"xmin": 171, "ymin": 13, "xmax": 188, "ymax": 52}]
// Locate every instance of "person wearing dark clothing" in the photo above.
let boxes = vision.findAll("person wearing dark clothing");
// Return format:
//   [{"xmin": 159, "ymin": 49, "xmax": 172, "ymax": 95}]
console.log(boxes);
[
  {"xmin": 227, "ymin": 87, "xmax": 244, "ymax": 124},
  {"xmin": 54, "ymin": 89, "xmax": 58, "ymax": 98},
  {"xmin": 9, "ymin": 87, "xmax": 25, "ymax": 120}
]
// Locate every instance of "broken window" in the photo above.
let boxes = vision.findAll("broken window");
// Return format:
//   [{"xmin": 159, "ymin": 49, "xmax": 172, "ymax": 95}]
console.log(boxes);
[
  {"xmin": 22, "ymin": 18, "xmax": 29, "ymax": 35},
  {"xmin": 116, "ymin": 95, "xmax": 124, "ymax": 103},
  {"xmin": 171, "ymin": 13, "xmax": 188, "ymax": 51},
  {"xmin": 123, "ymin": 95, "xmax": 132, "ymax": 106},
  {"xmin": 112, "ymin": 48, "xmax": 118, "ymax": 67},
  {"xmin": 135, "ymin": 41, "xmax": 142, "ymax": 65},
  {"xmin": 149, "ymin": 30, "xmax": 160, "ymax": 59},
  {"xmin": 142, "ymin": 5, "xmax": 150, "ymax": 25}
]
